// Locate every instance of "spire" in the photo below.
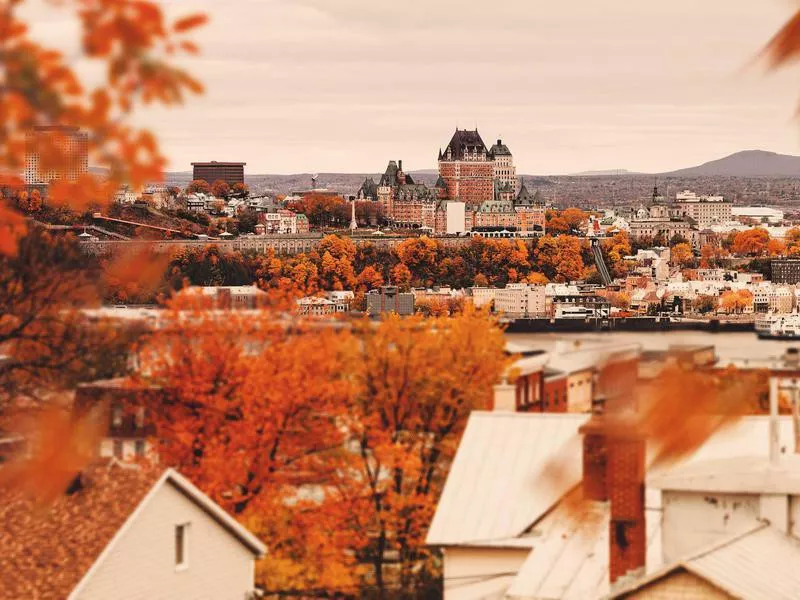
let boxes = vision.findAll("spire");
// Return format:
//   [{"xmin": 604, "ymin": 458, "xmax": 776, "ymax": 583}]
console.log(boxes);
[
  {"xmin": 349, "ymin": 198, "xmax": 358, "ymax": 232},
  {"xmin": 652, "ymin": 177, "xmax": 659, "ymax": 202}
]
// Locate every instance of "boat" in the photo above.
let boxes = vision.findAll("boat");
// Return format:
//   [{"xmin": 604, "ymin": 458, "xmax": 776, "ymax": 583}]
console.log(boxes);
[{"xmin": 758, "ymin": 314, "xmax": 800, "ymax": 340}]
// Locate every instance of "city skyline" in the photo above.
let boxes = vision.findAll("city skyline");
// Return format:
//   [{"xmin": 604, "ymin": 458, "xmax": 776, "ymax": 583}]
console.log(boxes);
[{"xmin": 22, "ymin": 0, "xmax": 800, "ymax": 175}]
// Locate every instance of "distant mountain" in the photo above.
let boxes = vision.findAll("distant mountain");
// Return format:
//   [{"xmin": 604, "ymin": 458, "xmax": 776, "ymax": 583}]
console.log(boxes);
[{"xmin": 663, "ymin": 150, "xmax": 800, "ymax": 177}]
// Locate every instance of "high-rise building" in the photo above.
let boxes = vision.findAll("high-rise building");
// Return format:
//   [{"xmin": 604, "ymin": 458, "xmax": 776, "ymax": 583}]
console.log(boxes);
[
  {"xmin": 24, "ymin": 125, "xmax": 88, "ymax": 185},
  {"xmin": 191, "ymin": 161, "xmax": 246, "ymax": 185},
  {"xmin": 437, "ymin": 129, "xmax": 495, "ymax": 205},
  {"xmin": 489, "ymin": 138, "xmax": 517, "ymax": 200}
]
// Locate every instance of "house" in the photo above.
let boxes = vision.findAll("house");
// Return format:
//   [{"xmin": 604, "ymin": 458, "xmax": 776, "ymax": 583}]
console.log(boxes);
[
  {"xmin": 608, "ymin": 524, "xmax": 800, "ymax": 599},
  {"xmin": 0, "ymin": 461, "xmax": 266, "ymax": 600},
  {"xmin": 297, "ymin": 296, "xmax": 337, "ymax": 316},
  {"xmin": 426, "ymin": 407, "xmax": 799, "ymax": 599},
  {"xmin": 73, "ymin": 378, "xmax": 163, "ymax": 461},
  {"xmin": 176, "ymin": 285, "xmax": 268, "ymax": 309}
]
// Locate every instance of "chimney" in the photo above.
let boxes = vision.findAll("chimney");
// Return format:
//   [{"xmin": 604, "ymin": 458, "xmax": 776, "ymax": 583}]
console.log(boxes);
[
  {"xmin": 493, "ymin": 378, "xmax": 517, "ymax": 411},
  {"xmin": 579, "ymin": 402, "xmax": 646, "ymax": 586}
]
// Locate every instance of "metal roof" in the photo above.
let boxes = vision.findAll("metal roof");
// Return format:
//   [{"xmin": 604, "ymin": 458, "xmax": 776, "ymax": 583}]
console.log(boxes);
[
  {"xmin": 649, "ymin": 455, "xmax": 800, "ymax": 494},
  {"xmin": 425, "ymin": 412, "xmax": 589, "ymax": 547},
  {"xmin": 607, "ymin": 525, "xmax": 800, "ymax": 600},
  {"xmin": 506, "ymin": 501, "xmax": 662, "ymax": 600}
]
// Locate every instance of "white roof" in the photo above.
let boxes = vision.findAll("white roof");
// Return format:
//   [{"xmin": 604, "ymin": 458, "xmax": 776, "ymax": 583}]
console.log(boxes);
[
  {"xmin": 648, "ymin": 454, "xmax": 800, "ymax": 494},
  {"xmin": 731, "ymin": 206, "xmax": 783, "ymax": 217},
  {"xmin": 507, "ymin": 502, "xmax": 662, "ymax": 600},
  {"xmin": 425, "ymin": 412, "xmax": 588, "ymax": 547},
  {"xmin": 606, "ymin": 525, "xmax": 800, "ymax": 600}
]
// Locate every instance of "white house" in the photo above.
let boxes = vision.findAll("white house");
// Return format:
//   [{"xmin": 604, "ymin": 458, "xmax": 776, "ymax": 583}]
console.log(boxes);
[
  {"xmin": 0, "ymin": 461, "xmax": 266, "ymax": 600},
  {"xmin": 426, "ymin": 408, "xmax": 800, "ymax": 600}
]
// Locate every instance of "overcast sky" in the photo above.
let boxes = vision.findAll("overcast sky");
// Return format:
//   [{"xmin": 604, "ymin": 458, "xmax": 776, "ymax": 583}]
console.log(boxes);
[{"xmin": 23, "ymin": 0, "xmax": 800, "ymax": 175}]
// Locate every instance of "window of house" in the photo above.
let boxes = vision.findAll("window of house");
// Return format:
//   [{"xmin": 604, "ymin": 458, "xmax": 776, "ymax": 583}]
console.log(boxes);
[
  {"xmin": 175, "ymin": 523, "xmax": 190, "ymax": 569},
  {"xmin": 135, "ymin": 407, "xmax": 145, "ymax": 428},
  {"xmin": 111, "ymin": 404, "xmax": 123, "ymax": 428},
  {"xmin": 113, "ymin": 439, "xmax": 123, "ymax": 458},
  {"xmin": 134, "ymin": 439, "xmax": 146, "ymax": 457}
]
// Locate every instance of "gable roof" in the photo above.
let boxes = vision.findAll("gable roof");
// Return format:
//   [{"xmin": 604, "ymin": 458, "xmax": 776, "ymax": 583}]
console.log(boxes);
[
  {"xmin": 428, "ymin": 413, "xmax": 799, "ymax": 551},
  {"xmin": 0, "ymin": 461, "xmax": 160, "ymax": 600},
  {"xmin": 426, "ymin": 412, "xmax": 588, "ymax": 547},
  {"xmin": 607, "ymin": 524, "xmax": 800, "ymax": 600},
  {"xmin": 0, "ymin": 461, "xmax": 265, "ymax": 600}
]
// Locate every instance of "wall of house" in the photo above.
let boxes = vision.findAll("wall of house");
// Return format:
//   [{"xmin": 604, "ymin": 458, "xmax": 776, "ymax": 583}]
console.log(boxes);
[
  {"xmin": 74, "ymin": 481, "xmax": 256, "ymax": 600},
  {"xmin": 623, "ymin": 569, "xmax": 732, "ymax": 599},
  {"xmin": 442, "ymin": 546, "xmax": 529, "ymax": 600},
  {"xmin": 661, "ymin": 491, "xmax": 759, "ymax": 564},
  {"xmin": 566, "ymin": 370, "xmax": 593, "ymax": 413}
]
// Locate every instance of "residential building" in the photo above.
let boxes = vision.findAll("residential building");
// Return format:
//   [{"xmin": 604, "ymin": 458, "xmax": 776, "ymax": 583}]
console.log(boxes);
[
  {"xmin": 426, "ymin": 407, "xmax": 799, "ymax": 600},
  {"xmin": 297, "ymin": 296, "xmax": 337, "ymax": 316},
  {"xmin": 494, "ymin": 284, "xmax": 546, "ymax": 317},
  {"xmin": 324, "ymin": 290, "xmax": 355, "ymax": 313},
  {"xmin": 366, "ymin": 286, "xmax": 415, "ymax": 316},
  {"xmin": 176, "ymin": 285, "xmax": 267, "ymax": 309},
  {"xmin": 0, "ymin": 461, "xmax": 266, "ymax": 600},
  {"xmin": 73, "ymin": 379, "xmax": 161, "ymax": 461},
  {"xmin": 25, "ymin": 125, "xmax": 89, "ymax": 185},
  {"xmin": 772, "ymin": 258, "xmax": 800, "ymax": 284},
  {"xmin": 469, "ymin": 287, "xmax": 496, "ymax": 309},
  {"xmin": 672, "ymin": 189, "xmax": 732, "ymax": 227},
  {"xmin": 190, "ymin": 161, "xmax": 246, "ymax": 185}
]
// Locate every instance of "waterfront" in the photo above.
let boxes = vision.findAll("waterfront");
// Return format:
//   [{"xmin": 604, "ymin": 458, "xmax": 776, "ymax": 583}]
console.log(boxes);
[{"xmin": 505, "ymin": 330, "xmax": 798, "ymax": 362}]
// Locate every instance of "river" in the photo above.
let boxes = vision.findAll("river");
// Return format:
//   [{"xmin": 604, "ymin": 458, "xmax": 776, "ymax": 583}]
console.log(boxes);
[{"xmin": 504, "ymin": 330, "xmax": 799, "ymax": 363}]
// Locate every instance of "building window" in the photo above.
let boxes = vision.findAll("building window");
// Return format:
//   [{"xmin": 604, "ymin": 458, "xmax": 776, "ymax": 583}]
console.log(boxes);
[
  {"xmin": 134, "ymin": 439, "xmax": 146, "ymax": 457},
  {"xmin": 111, "ymin": 404, "xmax": 123, "ymax": 428},
  {"xmin": 113, "ymin": 439, "xmax": 123, "ymax": 458},
  {"xmin": 175, "ymin": 523, "xmax": 190, "ymax": 569}
]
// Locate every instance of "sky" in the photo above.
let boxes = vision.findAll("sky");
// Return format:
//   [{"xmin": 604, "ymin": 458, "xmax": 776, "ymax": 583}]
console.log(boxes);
[{"xmin": 22, "ymin": 0, "xmax": 800, "ymax": 175}]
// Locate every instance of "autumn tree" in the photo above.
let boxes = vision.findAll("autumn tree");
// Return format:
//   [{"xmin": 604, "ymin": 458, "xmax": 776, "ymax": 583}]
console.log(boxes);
[
  {"xmin": 534, "ymin": 235, "xmax": 585, "ymax": 282},
  {"xmin": 0, "ymin": 0, "xmax": 205, "ymax": 255},
  {"xmin": 700, "ymin": 243, "xmax": 726, "ymax": 268},
  {"xmin": 561, "ymin": 207, "xmax": 589, "ymax": 232},
  {"xmin": 391, "ymin": 263, "xmax": 412, "ymax": 291},
  {"xmin": 693, "ymin": 295, "xmax": 718, "ymax": 314},
  {"xmin": 732, "ymin": 228, "xmax": 770, "ymax": 256},
  {"xmin": 394, "ymin": 236, "xmax": 443, "ymax": 287},
  {"xmin": 719, "ymin": 289, "xmax": 753, "ymax": 314},
  {"xmin": 0, "ymin": 228, "xmax": 136, "ymax": 408},
  {"xmin": 545, "ymin": 210, "xmax": 569, "ymax": 235},
  {"xmin": 231, "ymin": 182, "xmax": 249, "ymax": 198},
  {"xmin": 186, "ymin": 179, "xmax": 211, "ymax": 195},
  {"xmin": 335, "ymin": 311, "xmax": 508, "ymax": 595},
  {"xmin": 211, "ymin": 179, "xmax": 231, "ymax": 199},
  {"xmin": 670, "ymin": 242, "xmax": 694, "ymax": 268}
]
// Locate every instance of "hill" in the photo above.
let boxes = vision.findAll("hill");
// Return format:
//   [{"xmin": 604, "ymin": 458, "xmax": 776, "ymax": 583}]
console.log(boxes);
[{"xmin": 663, "ymin": 150, "xmax": 800, "ymax": 178}]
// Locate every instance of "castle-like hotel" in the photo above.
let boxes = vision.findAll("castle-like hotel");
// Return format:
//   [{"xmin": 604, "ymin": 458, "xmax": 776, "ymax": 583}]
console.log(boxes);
[{"xmin": 356, "ymin": 129, "xmax": 545, "ymax": 235}]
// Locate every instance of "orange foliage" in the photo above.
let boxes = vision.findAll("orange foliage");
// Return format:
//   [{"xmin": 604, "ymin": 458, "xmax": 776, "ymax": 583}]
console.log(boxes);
[{"xmin": 0, "ymin": 0, "xmax": 205, "ymax": 254}]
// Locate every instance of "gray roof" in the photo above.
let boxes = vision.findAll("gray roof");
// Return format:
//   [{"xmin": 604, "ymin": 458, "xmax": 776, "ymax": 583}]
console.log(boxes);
[
  {"xmin": 440, "ymin": 128, "xmax": 489, "ymax": 161},
  {"xmin": 490, "ymin": 138, "xmax": 512, "ymax": 156},
  {"xmin": 607, "ymin": 524, "xmax": 800, "ymax": 600},
  {"xmin": 515, "ymin": 182, "xmax": 542, "ymax": 207}
]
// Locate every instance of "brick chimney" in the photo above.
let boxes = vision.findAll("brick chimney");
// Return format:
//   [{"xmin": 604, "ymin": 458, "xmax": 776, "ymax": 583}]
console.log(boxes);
[{"xmin": 579, "ymin": 401, "xmax": 646, "ymax": 586}]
